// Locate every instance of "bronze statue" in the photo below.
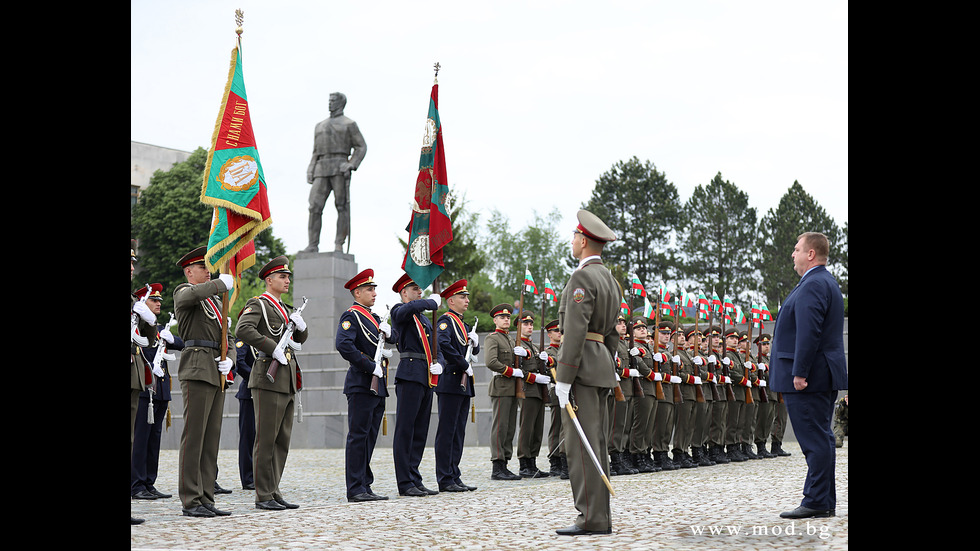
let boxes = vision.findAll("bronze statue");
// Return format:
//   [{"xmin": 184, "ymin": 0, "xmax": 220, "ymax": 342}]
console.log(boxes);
[{"xmin": 302, "ymin": 92, "xmax": 367, "ymax": 253}]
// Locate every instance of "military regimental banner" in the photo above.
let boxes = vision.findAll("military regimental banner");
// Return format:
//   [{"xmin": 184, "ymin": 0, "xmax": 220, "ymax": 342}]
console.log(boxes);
[
  {"xmin": 200, "ymin": 35, "xmax": 272, "ymax": 305},
  {"xmin": 402, "ymin": 81, "xmax": 453, "ymax": 291}
]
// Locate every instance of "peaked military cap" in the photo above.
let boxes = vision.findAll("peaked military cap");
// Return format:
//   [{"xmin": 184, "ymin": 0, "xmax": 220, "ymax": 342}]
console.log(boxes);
[
  {"xmin": 345, "ymin": 269, "xmax": 378, "ymax": 290},
  {"xmin": 490, "ymin": 303, "xmax": 513, "ymax": 317},
  {"xmin": 133, "ymin": 283, "xmax": 163, "ymax": 301},
  {"xmin": 575, "ymin": 209, "xmax": 617, "ymax": 243},
  {"xmin": 755, "ymin": 333, "xmax": 772, "ymax": 345},
  {"xmin": 545, "ymin": 319, "xmax": 560, "ymax": 331},
  {"xmin": 392, "ymin": 273, "xmax": 417, "ymax": 294},
  {"xmin": 176, "ymin": 246, "xmax": 207, "ymax": 268},
  {"xmin": 440, "ymin": 279, "xmax": 469, "ymax": 298},
  {"xmin": 259, "ymin": 255, "xmax": 292, "ymax": 279},
  {"xmin": 631, "ymin": 316, "xmax": 648, "ymax": 328}
]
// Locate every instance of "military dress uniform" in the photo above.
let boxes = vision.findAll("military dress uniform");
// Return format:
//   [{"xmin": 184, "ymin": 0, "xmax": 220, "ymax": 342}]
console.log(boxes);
[
  {"xmin": 541, "ymin": 319, "xmax": 567, "ymax": 477},
  {"xmin": 608, "ymin": 315, "xmax": 637, "ymax": 476},
  {"xmin": 651, "ymin": 322, "xmax": 679, "ymax": 471},
  {"xmin": 689, "ymin": 327, "xmax": 716, "ymax": 466},
  {"xmin": 434, "ymin": 279, "xmax": 479, "ymax": 492},
  {"xmin": 706, "ymin": 327, "xmax": 732, "ymax": 464},
  {"xmin": 235, "ymin": 256, "xmax": 309, "ymax": 510},
  {"xmin": 671, "ymin": 327, "xmax": 700, "ymax": 469},
  {"xmin": 131, "ymin": 248, "xmax": 157, "ymax": 525},
  {"xmin": 752, "ymin": 334, "xmax": 777, "ymax": 458},
  {"xmin": 336, "ymin": 269, "xmax": 390, "ymax": 502},
  {"xmin": 172, "ymin": 247, "xmax": 235, "ymax": 517},
  {"xmin": 515, "ymin": 312, "xmax": 550, "ymax": 478},
  {"xmin": 132, "ymin": 283, "xmax": 180, "ymax": 500},
  {"xmin": 390, "ymin": 273, "xmax": 440, "ymax": 496},
  {"xmin": 628, "ymin": 318, "xmax": 659, "ymax": 473},
  {"xmin": 554, "ymin": 210, "xmax": 620, "ymax": 536},
  {"xmin": 484, "ymin": 303, "xmax": 523, "ymax": 480},
  {"xmin": 739, "ymin": 332, "xmax": 761, "ymax": 459},
  {"xmin": 723, "ymin": 328, "xmax": 750, "ymax": 462}
]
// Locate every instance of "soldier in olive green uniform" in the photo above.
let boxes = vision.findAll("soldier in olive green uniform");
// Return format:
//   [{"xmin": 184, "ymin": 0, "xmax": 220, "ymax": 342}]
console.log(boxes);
[
  {"xmin": 235, "ymin": 256, "xmax": 309, "ymax": 510},
  {"xmin": 554, "ymin": 209, "xmax": 620, "ymax": 536},
  {"xmin": 627, "ymin": 317, "xmax": 659, "ymax": 473},
  {"xmin": 723, "ymin": 327, "xmax": 751, "ymax": 462},
  {"xmin": 671, "ymin": 325, "xmax": 700, "ymax": 468},
  {"xmin": 689, "ymin": 326, "xmax": 716, "ymax": 466},
  {"xmin": 739, "ymin": 331, "xmax": 761, "ymax": 459},
  {"xmin": 751, "ymin": 333, "xmax": 777, "ymax": 457},
  {"xmin": 173, "ymin": 246, "xmax": 236, "ymax": 518},
  {"xmin": 484, "ymin": 303, "xmax": 523, "ymax": 480},
  {"xmin": 514, "ymin": 311, "xmax": 551, "ymax": 478},
  {"xmin": 651, "ymin": 320, "xmax": 680, "ymax": 471},
  {"xmin": 609, "ymin": 314, "xmax": 638, "ymax": 476},
  {"xmin": 540, "ymin": 319, "xmax": 567, "ymax": 477}
]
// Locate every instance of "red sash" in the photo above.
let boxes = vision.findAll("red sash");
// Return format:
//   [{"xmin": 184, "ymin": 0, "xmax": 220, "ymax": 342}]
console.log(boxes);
[
  {"xmin": 445, "ymin": 311, "xmax": 467, "ymax": 345},
  {"xmin": 414, "ymin": 314, "xmax": 436, "ymax": 387}
]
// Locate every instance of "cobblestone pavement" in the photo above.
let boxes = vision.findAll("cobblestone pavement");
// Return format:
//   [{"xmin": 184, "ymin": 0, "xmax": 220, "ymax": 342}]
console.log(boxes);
[{"xmin": 131, "ymin": 440, "xmax": 847, "ymax": 550}]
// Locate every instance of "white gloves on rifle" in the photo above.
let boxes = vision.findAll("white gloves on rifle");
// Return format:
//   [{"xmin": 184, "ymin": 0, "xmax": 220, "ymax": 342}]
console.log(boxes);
[
  {"xmin": 429, "ymin": 362, "xmax": 443, "ymax": 375},
  {"xmin": 513, "ymin": 346, "xmax": 528, "ymax": 357},
  {"xmin": 133, "ymin": 301, "xmax": 156, "ymax": 324},
  {"xmin": 629, "ymin": 347, "xmax": 642, "ymax": 357},
  {"xmin": 745, "ymin": 361, "xmax": 755, "ymax": 371},
  {"xmin": 672, "ymin": 355, "xmax": 681, "ymax": 364},
  {"xmin": 669, "ymin": 375, "xmax": 682, "ymax": 384},
  {"xmin": 759, "ymin": 379, "xmax": 767, "ymax": 387},
  {"xmin": 468, "ymin": 331, "xmax": 479, "ymax": 347},
  {"xmin": 539, "ymin": 351, "xmax": 549, "ymax": 361},
  {"xmin": 273, "ymin": 347, "xmax": 288, "ymax": 365},
  {"xmin": 380, "ymin": 347, "xmax": 393, "ymax": 358},
  {"xmin": 555, "ymin": 381, "xmax": 571, "ymax": 408},
  {"xmin": 721, "ymin": 357, "xmax": 731, "ymax": 366},
  {"xmin": 290, "ymin": 312, "xmax": 307, "ymax": 331},
  {"xmin": 152, "ymin": 363, "xmax": 165, "ymax": 378},
  {"xmin": 511, "ymin": 368, "xmax": 524, "ymax": 379},
  {"xmin": 693, "ymin": 356, "xmax": 704, "ymax": 366},
  {"xmin": 466, "ymin": 365, "xmax": 474, "ymax": 376},
  {"xmin": 217, "ymin": 273, "xmax": 234, "ymax": 290},
  {"xmin": 373, "ymin": 365, "xmax": 384, "ymax": 378},
  {"xmin": 759, "ymin": 363, "xmax": 768, "ymax": 371},
  {"xmin": 652, "ymin": 352, "xmax": 666, "ymax": 362},
  {"xmin": 742, "ymin": 377, "xmax": 751, "ymax": 387},
  {"xmin": 215, "ymin": 356, "xmax": 233, "ymax": 375},
  {"xmin": 379, "ymin": 321, "xmax": 392, "ymax": 339},
  {"xmin": 535, "ymin": 374, "xmax": 551, "ymax": 385},
  {"xmin": 693, "ymin": 376, "xmax": 702, "ymax": 385},
  {"xmin": 651, "ymin": 372, "xmax": 663, "ymax": 381},
  {"xmin": 627, "ymin": 368, "xmax": 641, "ymax": 377},
  {"xmin": 160, "ymin": 327, "xmax": 174, "ymax": 344},
  {"xmin": 708, "ymin": 354, "xmax": 718, "ymax": 364}
]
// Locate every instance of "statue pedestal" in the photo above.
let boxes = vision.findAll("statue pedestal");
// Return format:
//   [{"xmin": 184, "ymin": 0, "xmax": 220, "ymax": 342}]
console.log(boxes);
[{"xmin": 292, "ymin": 250, "xmax": 359, "ymax": 355}]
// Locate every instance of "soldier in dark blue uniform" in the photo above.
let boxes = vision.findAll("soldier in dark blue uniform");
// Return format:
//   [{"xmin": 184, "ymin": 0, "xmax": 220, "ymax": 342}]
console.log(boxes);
[
  {"xmin": 234, "ymin": 329, "xmax": 256, "ymax": 490},
  {"xmin": 390, "ymin": 272, "xmax": 442, "ymax": 497},
  {"xmin": 132, "ymin": 283, "xmax": 181, "ymax": 501},
  {"xmin": 336, "ymin": 269, "xmax": 392, "ymax": 502},
  {"xmin": 434, "ymin": 279, "xmax": 480, "ymax": 492}
]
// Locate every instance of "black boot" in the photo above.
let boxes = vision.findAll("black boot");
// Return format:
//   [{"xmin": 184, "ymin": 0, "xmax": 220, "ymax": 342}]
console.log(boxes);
[
  {"xmin": 658, "ymin": 450, "xmax": 678, "ymax": 471},
  {"xmin": 710, "ymin": 443, "xmax": 730, "ymax": 464},
  {"xmin": 757, "ymin": 441, "xmax": 776, "ymax": 458},
  {"xmin": 528, "ymin": 458, "xmax": 549, "ymax": 478},
  {"xmin": 743, "ymin": 442, "xmax": 760, "ymax": 460},
  {"xmin": 726, "ymin": 444, "xmax": 746, "ymax": 462},
  {"xmin": 609, "ymin": 452, "xmax": 623, "ymax": 476},
  {"xmin": 559, "ymin": 453, "xmax": 569, "ymax": 479},
  {"xmin": 771, "ymin": 440, "xmax": 791, "ymax": 457},
  {"xmin": 620, "ymin": 451, "xmax": 639, "ymax": 474},
  {"xmin": 674, "ymin": 449, "xmax": 696, "ymax": 468},
  {"xmin": 492, "ymin": 459, "xmax": 521, "ymax": 480},
  {"xmin": 549, "ymin": 454, "xmax": 563, "ymax": 476}
]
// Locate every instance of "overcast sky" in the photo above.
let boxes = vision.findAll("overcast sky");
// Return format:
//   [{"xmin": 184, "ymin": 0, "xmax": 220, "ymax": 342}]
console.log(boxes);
[{"xmin": 132, "ymin": 0, "xmax": 847, "ymax": 308}]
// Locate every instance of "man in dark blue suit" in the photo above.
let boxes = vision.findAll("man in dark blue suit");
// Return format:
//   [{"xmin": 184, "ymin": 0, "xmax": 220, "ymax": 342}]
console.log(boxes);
[
  {"xmin": 337, "ymin": 269, "xmax": 392, "ymax": 502},
  {"xmin": 434, "ymin": 279, "xmax": 480, "ymax": 492},
  {"xmin": 770, "ymin": 232, "xmax": 848, "ymax": 519},
  {"xmin": 390, "ymin": 273, "xmax": 442, "ymax": 496}
]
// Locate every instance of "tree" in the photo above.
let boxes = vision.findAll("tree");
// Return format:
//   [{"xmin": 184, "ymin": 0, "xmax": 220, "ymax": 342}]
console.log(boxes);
[
  {"xmin": 131, "ymin": 146, "xmax": 287, "ymax": 329},
  {"xmin": 756, "ymin": 181, "xmax": 841, "ymax": 308},
  {"xmin": 581, "ymin": 157, "xmax": 682, "ymax": 291},
  {"xmin": 677, "ymin": 172, "xmax": 758, "ymax": 303}
]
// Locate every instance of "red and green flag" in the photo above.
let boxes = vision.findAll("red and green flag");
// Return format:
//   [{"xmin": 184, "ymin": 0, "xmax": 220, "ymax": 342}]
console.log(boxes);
[
  {"xmin": 620, "ymin": 299, "xmax": 630, "ymax": 317},
  {"xmin": 711, "ymin": 290, "xmax": 722, "ymax": 314},
  {"xmin": 630, "ymin": 273, "xmax": 646, "ymax": 297},
  {"xmin": 402, "ymin": 82, "xmax": 453, "ymax": 290},
  {"xmin": 697, "ymin": 289, "xmax": 709, "ymax": 319},
  {"xmin": 659, "ymin": 281, "xmax": 671, "ymax": 304},
  {"xmin": 200, "ymin": 34, "xmax": 272, "ymax": 306},
  {"xmin": 523, "ymin": 267, "xmax": 538, "ymax": 294},
  {"xmin": 543, "ymin": 277, "xmax": 558, "ymax": 304}
]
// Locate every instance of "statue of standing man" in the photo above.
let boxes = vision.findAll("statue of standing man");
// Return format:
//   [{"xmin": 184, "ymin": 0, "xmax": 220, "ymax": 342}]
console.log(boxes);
[{"xmin": 302, "ymin": 92, "xmax": 367, "ymax": 253}]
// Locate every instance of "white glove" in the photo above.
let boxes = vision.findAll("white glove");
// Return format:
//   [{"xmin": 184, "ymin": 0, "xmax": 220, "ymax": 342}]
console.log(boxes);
[
  {"xmin": 160, "ymin": 327, "xmax": 174, "ymax": 344},
  {"xmin": 468, "ymin": 331, "xmax": 479, "ymax": 346},
  {"xmin": 513, "ymin": 346, "xmax": 528, "ymax": 357},
  {"xmin": 627, "ymin": 368, "xmax": 641, "ymax": 378},
  {"xmin": 759, "ymin": 363, "xmax": 768, "ymax": 371},
  {"xmin": 721, "ymin": 357, "xmax": 731, "ymax": 366},
  {"xmin": 724, "ymin": 376, "xmax": 732, "ymax": 384},
  {"xmin": 273, "ymin": 347, "xmax": 288, "ymax": 365},
  {"xmin": 652, "ymin": 352, "xmax": 666, "ymax": 362},
  {"xmin": 428, "ymin": 293, "xmax": 441, "ymax": 306},
  {"xmin": 152, "ymin": 363, "xmax": 165, "ymax": 378},
  {"xmin": 708, "ymin": 354, "xmax": 717, "ymax": 364},
  {"xmin": 742, "ymin": 377, "xmax": 751, "ymax": 387},
  {"xmin": 379, "ymin": 321, "xmax": 392, "ymax": 339},
  {"xmin": 511, "ymin": 368, "xmax": 524, "ymax": 379},
  {"xmin": 555, "ymin": 381, "xmax": 571, "ymax": 408},
  {"xmin": 745, "ymin": 361, "xmax": 754, "ymax": 371},
  {"xmin": 693, "ymin": 376, "xmax": 702, "ymax": 385},
  {"xmin": 535, "ymin": 374, "xmax": 551, "ymax": 385},
  {"xmin": 539, "ymin": 351, "xmax": 549, "ymax": 361},
  {"xmin": 466, "ymin": 365, "xmax": 474, "ymax": 376},
  {"xmin": 216, "ymin": 356, "xmax": 233, "ymax": 375},
  {"xmin": 429, "ymin": 362, "xmax": 443, "ymax": 375},
  {"xmin": 616, "ymin": 373, "xmax": 621, "ymax": 382},
  {"xmin": 380, "ymin": 348, "xmax": 393, "ymax": 358},
  {"xmin": 672, "ymin": 355, "xmax": 681, "ymax": 364},
  {"xmin": 670, "ymin": 375, "xmax": 681, "ymax": 384},
  {"xmin": 759, "ymin": 379, "xmax": 767, "ymax": 387},
  {"xmin": 373, "ymin": 365, "xmax": 384, "ymax": 378},
  {"xmin": 290, "ymin": 312, "xmax": 307, "ymax": 331},
  {"xmin": 217, "ymin": 273, "xmax": 234, "ymax": 290},
  {"xmin": 629, "ymin": 347, "xmax": 641, "ymax": 357},
  {"xmin": 652, "ymin": 372, "xmax": 663, "ymax": 381},
  {"xmin": 693, "ymin": 356, "xmax": 704, "ymax": 365},
  {"xmin": 133, "ymin": 301, "xmax": 156, "ymax": 324}
]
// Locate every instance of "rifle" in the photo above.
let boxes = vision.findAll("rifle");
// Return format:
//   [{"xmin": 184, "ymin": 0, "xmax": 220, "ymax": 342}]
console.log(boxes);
[
  {"xmin": 746, "ymin": 313, "xmax": 767, "ymax": 403},
  {"xmin": 670, "ymin": 322, "xmax": 683, "ymax": 404},
  {"xmin": 718, "ymin": 301, "xmax": 736, "ymax": 402},
  {"xmin": 513, "ymin": 271, "xmax": 527, "ymax": 400},
  {"xmin": 692, "ymin": 311, "xmax": 706, "ymax": 403},
  {"xmin": 626, "ymin": 279, "xmax": 644, "ymax": 398},
  {"xmin": 131, "ymin": 283, "xmax": 152, "ymax": 347},
  {"xmin": 266, "ymin": 296, "xmax": 309, "ymax": 384},
  {"xmin": 538, "ymin": 289, "xmax": 562, "ymax": 403},
  {"xmin": 741, "ymin": 313, "xmax": 754, "ymax": 405},
  {"xmin": 462, "ymin": 317, "xmax": 478, "ymax": 393},
  {"xmin": 371, "ymin": 306, "xmax": 392, "ymax": 395},
  {"xmin": 652, "ymin": 284, "xmax": 666, "ymax": 401},
  {"xmin": 148, "ymin": 313, "xmax": 177, "ymax": 424}
]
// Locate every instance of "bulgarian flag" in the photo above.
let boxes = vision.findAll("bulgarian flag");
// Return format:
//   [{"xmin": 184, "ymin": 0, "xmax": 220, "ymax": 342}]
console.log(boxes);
[
  {"xmin": 711, "ymin": 290, "xmax": 722, "ymax": 314},
  {"xmin": 643, "ymin": 294, "xmax": 654, "ymax": 318},
  {"xmin": 630, "ymin": 273, "xmax": 647, "ymax": 297},
  {"xmin": 659, "ymin": 281, "xmax": 671, "ymax": 304},
  {"xmin": 697, "ymin": 290, "xmax": 709, "ymax": 319},
  {"xmin": 681, "ymin": 289, "xmax": 696, "ymax": 308},
  {"xmin": 620, "ymin": 299, "xmax": 630, "ymax": 317},
  {"xmin": 402, "ymin": 80, "xmax": 453, "ymax": 290},
  {"xmin": 200, "ymin": 33, "xmax": 272, "ymax": 306},
  {"xmin": 543, "ymin": 277, "xmax": 558, "ymax": 304},
  {"xmin": 723, "ymin": 295, "xmax": 735, "ymax": 315},
  {"xmin": 523, "ymin": 267, "xmax": 538, "ymax": 294}
]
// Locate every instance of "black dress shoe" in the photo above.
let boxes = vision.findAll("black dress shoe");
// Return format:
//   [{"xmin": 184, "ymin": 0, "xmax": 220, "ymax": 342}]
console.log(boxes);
[
  {"xmin": 417, "ymin": 485, "xmax": 439, "ymax": 495},
  {"xmin": 132, "ymin": 490, "xmax": 158, "ymax": 500},
  {"xmin": 457, "ymin": 481, "xmax": 477, "ymax": 491},
  {"xmin": 182, "ymin": 505, "xmax": 216, "ymax": 518},
  {"xmin": 243, "ymin": 483, "xmax": 255, "ymax": 490},
  {"xmin": 256, "ymin": 499, "xmax": 286, "ymax": 510},
  {"xmin": 556, "ymin": 525, "xmax": 612, "ymax": 536},
  {"xmin": 203, "ymin": 503, "xmax": 231, "ymax": 516},
  {"xmin": 400, "ymin": 486, "xmax": 429, "ymax": 497},
  {"xmin": 366, "ymin": 488, "xmax": 389, "ymax": 500},
  {"xmin": 780, "ymin": 506, "xmax": 835, "ymax": 519},
  {"xmin": 148, "ymin": 487, "xmax": 172, "ymax": 499},
  {"xmin": 348, "ymin": 493, "xmax": 379, "ymax": 503},
  {"xmin": 274, "ymin": 496, "xmax": 300, "ymax": 509},
  {"xmin": 439, "ymin": 483, "xmax": 467, "ymax": 492},
  {"xmin": 131, "ymin": 516, "xmax": 145, "ymax": 525},
  {"xmin": 214, "ymin": 482, "xmax": 232, "ymax": 495}
]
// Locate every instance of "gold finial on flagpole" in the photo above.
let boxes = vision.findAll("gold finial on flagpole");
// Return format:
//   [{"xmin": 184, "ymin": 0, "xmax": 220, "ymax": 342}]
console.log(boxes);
[
  {"xmin": 235, "ymin": 9, "xmax": 244, "ymax": 36},
  {"xmin": 433, "ymin": 62, "xmax": 441, "ymax": 84}
]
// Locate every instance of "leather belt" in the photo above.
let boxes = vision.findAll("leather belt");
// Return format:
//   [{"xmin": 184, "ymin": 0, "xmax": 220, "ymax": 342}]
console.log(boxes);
[
  {"xmin": 400, "ymin": 352, "xmax": 428, "ymax": 360},
  {"xmin": 184, "ymin": 340, "xmax": 220, "ymax": 350}
]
